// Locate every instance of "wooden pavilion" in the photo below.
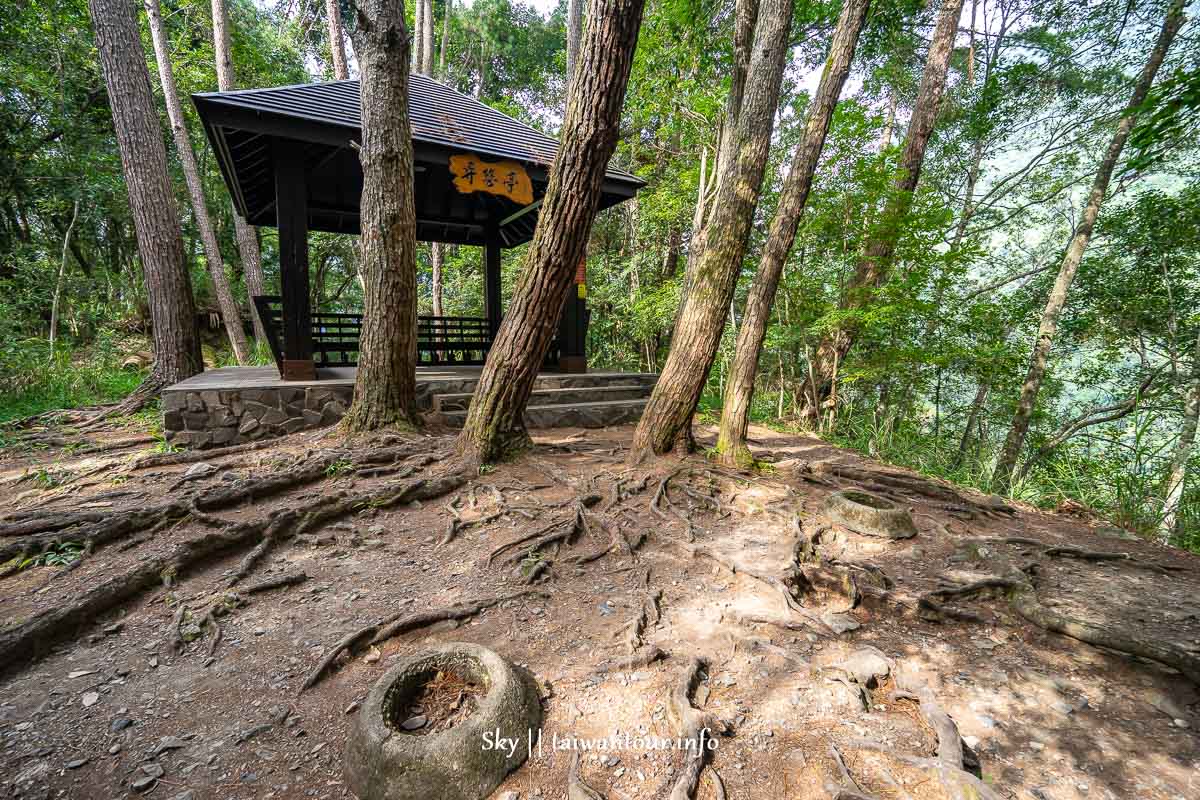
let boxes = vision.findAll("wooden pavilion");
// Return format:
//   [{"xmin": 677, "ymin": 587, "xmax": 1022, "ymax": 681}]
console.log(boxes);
[{"xmin": 192, "ymin": 75, "xmax": 643, "ymax": 380}]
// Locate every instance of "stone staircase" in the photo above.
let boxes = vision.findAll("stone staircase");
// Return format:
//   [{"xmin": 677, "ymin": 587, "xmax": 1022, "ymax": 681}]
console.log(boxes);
[{"xmin": 431, "ymin": 372, "xmax": 657, "ymax": 428}]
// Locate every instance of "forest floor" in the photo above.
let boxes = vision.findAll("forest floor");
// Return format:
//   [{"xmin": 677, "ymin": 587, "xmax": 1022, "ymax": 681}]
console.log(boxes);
[{"xmin": 0, "ymin": 418, "xmax": 1197, "ymax": 800}]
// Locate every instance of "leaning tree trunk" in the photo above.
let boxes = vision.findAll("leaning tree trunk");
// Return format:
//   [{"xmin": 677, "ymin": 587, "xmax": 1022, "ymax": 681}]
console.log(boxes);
[
  {"xmin": 715, "ymin": 0, "xmax": 870, "ymax": 467},
  {"xmin": 675, "ymin": 0, "xmax": 759, "ymax": 332},
  {"xmin": 146, "ymin": 0, "xmax": 250, "ymax": 365},
  {"xmin": 88, "ymin": 0, "xmax": 202, "ymax": 397},
  {"xmin": 455, "ymin": 0, "xmax": 645, "ymax": 466},
  {"xmin": 326, "ymin": 0, "xmax": 350, "ymax": 79},
  {"xmin": 212, "ymin": 0, "xmax": 269, "ymax": 349},
  {"xmin": 342, "ymin": 0, "xmax": 421, "ymax": 432},
  {"xmin": 800, "ymin": 0, "xmax": 965, "ymax": 418},
  {"xmin": 1162, "ymin": 330, "xmax": 1200, "ymax": 541},
  {"xmin": 992, "ymin": 0, "xmax": 1187, "ymax": 492},
  {"xmin": 439, "ymin": 0, "xmax": 452, "ymax": 76},
  {"xmin": 630, "ymin": 0, "xmax": 792, "ymax": 460}
]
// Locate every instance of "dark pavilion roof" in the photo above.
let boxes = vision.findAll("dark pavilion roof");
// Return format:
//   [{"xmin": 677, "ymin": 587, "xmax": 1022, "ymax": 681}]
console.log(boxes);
[{"xmin": 192, "ymin": 75, "xmax": 643, "ymax": 247}]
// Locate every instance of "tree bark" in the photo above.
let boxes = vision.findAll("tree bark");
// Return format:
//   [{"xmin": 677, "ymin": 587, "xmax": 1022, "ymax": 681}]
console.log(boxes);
[
  {"xmin": 992, "ymin": 0, "xmax": 1187, "ymax": 492},
  {"xmin": 455, "ymin": 0, "xmax": 645, "ymax": 465},
  {"xmin": 566, "ymin": 0, "xmax": 584, "ymax": 82},
  {"xmin": 439, "ymin": 0, "xmax": 452, "ymax": 77},
  {"xmin": 715, "ymin": 0, "xmax": 870, "ymax": 467},
  {"xmin": 326, "ymin": 0, "xmax": 350, "ymax": 80},
  {"xmin": 630, "ymin": 0, "xmax": 792, "ymax": 460},
  {"xmin": 342, "ymin": 0, "xmax": 421, "ymax": 432},
  {"xmin": 413, "ymin": 0, "xmax": 425, "ymax": 71},
  {"xmin": 421, "ymin": 0, "xmax": 434, "ymax": 73},
  {"xmin": 676, "ymin": 0, "xmax": 759, "ymax": 327},
  {"xmin": 1162, "ymin": 329, "xmax": 1200, "ymax": 541},
  {"xmin": 801, "ymin": 0, "xmax": 965, "ymax": 417},
  {"xmin": 211, "ymin": 0, "xmax": 270, "ymax": 349},
  {"xmin": 146, "ymin": 0, "xmax": 251, "ymax": 365},
  {"xmin": 88, "ymin": 0, "xmax": 202, "ymax": 392}
]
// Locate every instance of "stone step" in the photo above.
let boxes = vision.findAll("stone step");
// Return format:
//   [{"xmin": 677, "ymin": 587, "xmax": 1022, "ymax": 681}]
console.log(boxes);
[
  {"xmin": 433, "ymin": 383, "xmax": 652, "ymax": 413},
  {"xmin": 437, "ymin": 398, "xmax": 650, "ymax": 429}
]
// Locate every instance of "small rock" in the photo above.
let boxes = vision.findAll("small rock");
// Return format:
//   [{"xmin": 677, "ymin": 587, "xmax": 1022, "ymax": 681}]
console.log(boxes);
[
  {"xmin": 65, "ymin": 758, "xmax": 88, "ymax": 769},
  {"xmin": 103, "ymin": 623, "xmax": 124, "ymax": 635},
  {"xmin": 363, "ymin": 648, "xmax": 381, "ymax": 664},
  {"xmin": 401, "ymin": 715, "xmax": 427, "ymax": 731},
  {"xmin": 836, "ymin": 647, "xmax": 890, "ymax": 685},
  {"xmin": 1029, "ymin": 742, "xmax": 1045, "ymax": 751},
  {"xmin": 253, "ymin": 627, "xmax": 266, "ymax": 636},
  {"xmin": 152, "ymin": 736, "xmax": 187, "ymax": 756},
  {"xmin": 110, "ymin": 717, "xmax": 134, "ymax": 732},
  {"xmin": 1173, "ymin": 718, "xmax": 1190, "ymax": 729},
  {"xmin": 108, "ymin": 744, "xmax": 122, "ymax": 755},
  {"xmin": 131, "ymin": 775, "xmax": 158, "ymax": 793},
  {"xmin": 141, "ymin": 763, "xmax": 165, "ymax": 779},
  {"xmin": 68, "ymin": 670, "xmax": 96, "ymax": 679},
  {"xmin": 81, "ymin": 692, "xmax": 100, "ymax": 708},
  {"xmin": 345, "ymin": 701, "xmax": 360, "ymax": 714},
  {"xmin": 605, "ymin": 755, "xmax": 621, "ymax": 767},
  {"xmin": 821, "ymin": 612, "xmax": 860, "ymax": 634}
]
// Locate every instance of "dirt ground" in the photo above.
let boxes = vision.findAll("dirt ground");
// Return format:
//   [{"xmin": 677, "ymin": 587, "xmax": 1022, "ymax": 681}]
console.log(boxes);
[{"xmin": 0, "ymin": 419, "xmax": 1197, "ymax": 800}]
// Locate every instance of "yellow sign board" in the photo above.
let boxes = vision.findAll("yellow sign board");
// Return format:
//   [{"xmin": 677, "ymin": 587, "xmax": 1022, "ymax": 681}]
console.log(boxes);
[{"xmin": 448, "ymin": 153, "xmax": 534, "ymax": 206}]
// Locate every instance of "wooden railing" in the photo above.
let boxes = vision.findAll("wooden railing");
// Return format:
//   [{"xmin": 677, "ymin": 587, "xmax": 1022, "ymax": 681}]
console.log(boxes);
[{"xmin": 252, "ymin": 296, "xmax": 499, "ymax": 369}]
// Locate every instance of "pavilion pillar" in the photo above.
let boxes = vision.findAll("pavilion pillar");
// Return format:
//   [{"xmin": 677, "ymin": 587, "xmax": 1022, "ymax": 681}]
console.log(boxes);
[
  {"xmin": 273, "ymin": 138, "xmax": 315, "ymax": 381},
  {"xmin": 484, "ymin": 230, "xmax": 503, "ymax": 339},
  {"xmin": 557, "ymin": 257, "xmax": 588, "ymax": 373}
]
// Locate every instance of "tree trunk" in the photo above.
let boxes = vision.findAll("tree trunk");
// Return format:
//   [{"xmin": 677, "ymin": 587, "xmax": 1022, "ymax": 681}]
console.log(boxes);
[
  {"xmin": 439, "ymin": 0, "xmax": 452, "ymax": 77},
  {"xmin": 992, "ymin": 0, "xmax": 1187, "ymax": 492},
  {"xmin": 1162, "ymin": 330, "xmax": 1200, "ymax": 541},
  {"xmin": 954, "ymin": 379, "xmax": 990, "ymax": 467},
  {"xmin": 566, "ymin": 0, "xmax": 584, "ymax": 82},
  {"xmin": 88, "ymin": 0, "xmax": 202, "ymax": 392},
  {"xmin": 212, "ymin": 0, "xmax": 270, "ymax": 349},
  {"xmin": 326, "ymin": 0, "xmax": 350, "ymax": 79},
  {"xmin": 801, "ymin": 0, "xmax": 965, "ymax": 418},
  {"xmin": 676, "ymin": 0, "xmax": 759, "ymax": 327},
  {"xmin": 146, "ymin": 0, "xmax": 250, "ymax": 365},
  {"xmin": 421, "ymin": 0, "xmax": 434, "ymax": 73},
  {"xmin": 715, "ymin": 0, "xmax": 870, "ymax": 467},
  {"xmin": 49, "ymin": 199, "xmax": 80, "ymax": 353},
  {"xmin": 455, "ymin": 0, "xmax": 645, "ymax": 466},
  {"xmin": 631, "ymin": 0, "xmax": 792, "ymax": 460},
  {"xmin": 342, "ymin": 0, "xmax": 421, "ymax": 432},
  {"xmin": 413, "ymin": 0, "xmax": 425, "ymax": 71}
]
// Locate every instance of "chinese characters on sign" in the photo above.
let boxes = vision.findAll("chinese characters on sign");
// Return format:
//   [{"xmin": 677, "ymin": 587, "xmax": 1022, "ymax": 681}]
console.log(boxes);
[{"xmin": 448, "ymin": 153, "xmax": 534, "ymax": 206}]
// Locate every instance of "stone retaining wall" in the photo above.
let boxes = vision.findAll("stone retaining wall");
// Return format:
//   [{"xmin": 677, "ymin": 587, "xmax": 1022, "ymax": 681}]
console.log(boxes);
[{"xmin": 162, "ymin": 373, "xmax": 657, "ymax": 449}]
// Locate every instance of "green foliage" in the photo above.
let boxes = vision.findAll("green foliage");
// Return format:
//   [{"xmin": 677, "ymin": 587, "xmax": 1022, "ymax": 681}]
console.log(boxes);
[
  {"xmin": 19, "ymin": 541, "xmax": 84, "ymax": 570},
  {"xmin": 0, "ymin": 334, "xmax": 145, "ymax": 424}
]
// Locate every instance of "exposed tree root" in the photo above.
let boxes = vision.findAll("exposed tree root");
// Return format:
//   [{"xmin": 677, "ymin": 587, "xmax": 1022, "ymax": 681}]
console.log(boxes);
[
  {"xmin": 925, "ymin": 567, "xmax": 1200, "ymax": 684},
  {"xmin": 486, "ymin": 495, "xmax": 602, "ymax": 565},
  {"xmin": 241, "ymin": 571, "xmax": 307, "ymax": 595},
  {"xmin": 300, "ymin": 589, "xmax": 546, "ymax": 692},
  {"xmin": 825, "ymin": 743, "xmax": 881, "ymax": 800},
  {"xmin": 594, "ymin": 646, "xmax": 666, "ymax": 675},
  {"xmin": 667, "ymin": 658, "xmax": 728, "ymax": 800},
  {"xmin": 567, "ymin": 749, "xmax": 607, "ymax": 800},
  {"xmin": 0, "ymin": 456, "xmax": 466, "ymax": 676},
  {"xmin": 846, "ymin": 739, "xmax": 1002, "ymax": 800},
  {"xmin": 673, "ymin": 538, "xmax": 834, "ymax": 635},
  {"xmin": 815, "ymin": 463, "xmax": 1015, "ymax": 517},
  {"xmin": 130, "ymin": 437, "xmax": 287, "ymax": 469}
]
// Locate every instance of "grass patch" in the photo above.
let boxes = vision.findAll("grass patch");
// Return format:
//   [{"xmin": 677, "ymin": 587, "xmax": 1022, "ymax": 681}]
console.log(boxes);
[{"xmin": 0, "ymin": 334, "xmax": 145, "ymax": 425}]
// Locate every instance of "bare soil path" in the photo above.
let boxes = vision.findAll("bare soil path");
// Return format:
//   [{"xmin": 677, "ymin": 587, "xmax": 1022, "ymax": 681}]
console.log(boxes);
[{"xmin": 0, "ymin": 421, "xmax": 1196, "ymax": 800}]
